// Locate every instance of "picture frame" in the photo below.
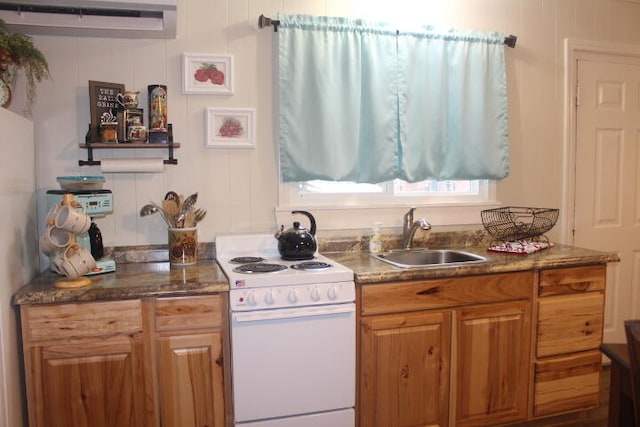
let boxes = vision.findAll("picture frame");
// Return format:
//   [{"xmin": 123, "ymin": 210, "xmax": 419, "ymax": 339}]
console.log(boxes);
[
  {"xmin": 88, "ymin": 80, "xmax": 125, "ymax": 141},
  {"xmin": 205, "ymin": 107, "xmax": 255, "ymax": 149},
  {"xmin": 183, "ymin": 53, "xmax": 234, "ymax": 95}
]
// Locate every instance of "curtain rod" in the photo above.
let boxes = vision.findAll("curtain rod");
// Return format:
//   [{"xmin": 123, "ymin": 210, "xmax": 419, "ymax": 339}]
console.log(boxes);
[{"xmin": 257, "ymin": 14, "xmax": 517, "ymax": 48}]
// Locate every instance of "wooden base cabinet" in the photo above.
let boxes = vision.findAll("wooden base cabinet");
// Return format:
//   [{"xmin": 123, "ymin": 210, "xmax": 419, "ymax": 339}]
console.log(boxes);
[
  {"xmin": 455, "ymin": 301, "xmax": 531, "ymax": 427},
  {"xmin": 156, "ymin": 296, "xmax": 227, "ymax": 427},
  {"xmin": 21, "ymin": 300, "xmax": 152, "ymax": 427},
  {"xmin": 20, "ymin": 295, "xmax": 228, "ymax": 427},
  {"xmin": 360, "ymin": 311, "xmax": 451, "ymax": 427},
  {"xmin": 358, "ymin": 272, "xmax": 533, "ymax": 427},
  {"xmin": 533, "ymin": 266, "xmax": 606, "ymax": 418},
  {"xmin": 29, "ymin": 335, "xmax": 148, "ymax": 427}
]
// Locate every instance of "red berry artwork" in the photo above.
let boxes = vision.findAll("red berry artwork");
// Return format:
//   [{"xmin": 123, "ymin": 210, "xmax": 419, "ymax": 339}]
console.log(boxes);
[
  {"xmin": 218, "ymin": 117, "xmax": 243, "ymax": 138},
  {"xmin": 194, "ymin": 63, "xmax": 225, "ymax": 85}
]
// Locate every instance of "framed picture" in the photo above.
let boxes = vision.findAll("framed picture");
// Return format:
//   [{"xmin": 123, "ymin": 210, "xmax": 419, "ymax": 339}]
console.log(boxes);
[
  {"xmin": 88, "ymin": 80, "xmax": 125, "ymax": 141},
  {"xmin": 205, "ymin": 107, "xmax": 255, "ymax": 149},
  {"xmin": 183, "ymin": 53, "xmax": 234, "ymax": 95}
]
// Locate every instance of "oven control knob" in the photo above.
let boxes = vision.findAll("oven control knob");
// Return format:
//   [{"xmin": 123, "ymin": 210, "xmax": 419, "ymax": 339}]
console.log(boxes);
[
  {"xmin": 288, "ymin": 289, "xmax": 298, "ymax": 303},
  {"xmin": 246, "ymin": 292, "xmax": 257, "ymax": 306},
  {"xmin": 328, "ymin": 286, "xmax": 339, "ymax": 300},
  {"xmin": 264, "ymin": 290, "xmax": 275, "ymax": 305},
  {"xmin": 310, "ymin": 287, "xmax": 321, "ymax": 301}
]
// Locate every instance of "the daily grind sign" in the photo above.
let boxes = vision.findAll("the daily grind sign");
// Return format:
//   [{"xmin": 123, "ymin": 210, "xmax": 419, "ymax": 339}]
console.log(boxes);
[{"xmin": 88, "ymin": 80, "xmax": 125, "ymax": 142}]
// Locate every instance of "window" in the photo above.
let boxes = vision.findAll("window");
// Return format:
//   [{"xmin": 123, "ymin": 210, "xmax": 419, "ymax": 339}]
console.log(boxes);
[
  {"xmin": 275, "ymin": 15, "xmax": 507, "ymax": 230},
  {"xmin": 277, "ymin": 178, "xmax": 498, "ymax": 230},
  {"xmin": 287, "ymin": 178, "xmax": 487, "ymax": 204}
]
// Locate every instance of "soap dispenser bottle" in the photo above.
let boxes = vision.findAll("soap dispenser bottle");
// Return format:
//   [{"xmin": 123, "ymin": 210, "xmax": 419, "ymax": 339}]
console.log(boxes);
[{"xmin": 369, "ymin": 222, "xmax": 383, "ymax": 254}]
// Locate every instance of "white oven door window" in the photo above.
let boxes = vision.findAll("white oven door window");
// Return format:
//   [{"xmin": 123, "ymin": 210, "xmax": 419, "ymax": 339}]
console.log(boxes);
[{"xmin": 231, "ymin": 304, "xmax": 355, "ymax": 423}]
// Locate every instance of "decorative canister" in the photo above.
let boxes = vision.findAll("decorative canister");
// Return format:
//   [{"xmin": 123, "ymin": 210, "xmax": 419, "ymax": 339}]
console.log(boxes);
[
  {"xmin": 148, "ymin": 84, "xmax": 167, "ymax": 131},
  {"xmin": 100, "ymin": 122, "xmax": 118, "ymax": 143},
  {"xmin": 168, "ymin": 227, "xmax": 197, "ymax": 266},
  {"xmin": 127, "ymin": 124, "xmax": 148, "ymax": 142}
]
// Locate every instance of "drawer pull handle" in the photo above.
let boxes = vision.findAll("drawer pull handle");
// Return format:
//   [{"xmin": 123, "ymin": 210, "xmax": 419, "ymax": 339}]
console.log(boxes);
[
  {"xmin": 568, "ymin": 282, "xmax": 590, "ymax": 292},
  {"xmin": 417, "ymin": 287, "xmax": 439, "ymax": 296}
]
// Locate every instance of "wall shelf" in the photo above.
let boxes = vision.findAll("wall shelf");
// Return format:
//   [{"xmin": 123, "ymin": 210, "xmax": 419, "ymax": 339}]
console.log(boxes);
[{"xmin": 79, "ymin": 124, "xmax": 179, "ymax": 166}]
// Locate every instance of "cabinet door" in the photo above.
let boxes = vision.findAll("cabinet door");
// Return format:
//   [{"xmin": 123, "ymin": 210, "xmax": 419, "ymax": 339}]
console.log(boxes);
[
  {"xmin": 29, "ymin": 336, "xmax": 148, "ymax": 427},
  {"xmin": 157, "ymin": 332, "xmax": 225, "ymax": 427},
  {"xmin": 360, "ymin": 311, "xmax": 451, "ymax": 427},
  {"xmin": 455, "ymin": 301, "xmax": 531, "ymax": 427}
]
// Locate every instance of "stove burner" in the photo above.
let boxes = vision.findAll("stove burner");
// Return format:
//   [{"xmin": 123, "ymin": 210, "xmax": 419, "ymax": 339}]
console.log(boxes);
[
  {"xmin": 233, "ymin": 263, "xmax": 288, "ymax": 274},
  {"xmin": 230, "ymin": 256, "xmax": 266, "ymax": 264},
  {"xmin": 291, "ymin": 261, "xmax": 333, "ymax": 271}
]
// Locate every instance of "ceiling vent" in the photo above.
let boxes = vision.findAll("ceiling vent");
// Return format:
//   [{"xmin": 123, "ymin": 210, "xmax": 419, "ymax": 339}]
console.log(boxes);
[{"xmin": 0, "ymin": 0, "xmax": 177, "ymax": 39}]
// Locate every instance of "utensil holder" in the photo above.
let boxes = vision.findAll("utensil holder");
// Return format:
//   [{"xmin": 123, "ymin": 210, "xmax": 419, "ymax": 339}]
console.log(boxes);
[{"xmin": 168, "ymin": 227, "xmax": 197, "ymax": 266}]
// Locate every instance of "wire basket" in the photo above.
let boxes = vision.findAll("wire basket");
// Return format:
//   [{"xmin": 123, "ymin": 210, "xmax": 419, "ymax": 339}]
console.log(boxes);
[{"xmin": 481, "ymin": 207, "xmax": 559, "ymax": 242}]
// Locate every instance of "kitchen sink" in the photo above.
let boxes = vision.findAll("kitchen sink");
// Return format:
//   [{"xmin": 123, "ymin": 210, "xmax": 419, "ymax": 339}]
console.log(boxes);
[{"xmin": 371, "ymin": 249, "xmax": 487, "ymax": 268}]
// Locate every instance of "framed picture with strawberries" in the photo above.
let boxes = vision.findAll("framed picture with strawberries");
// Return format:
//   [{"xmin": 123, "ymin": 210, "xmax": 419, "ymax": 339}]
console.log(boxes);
[
  {"xmin": 182, "ymin": 53, "xmax": 234, "ymax": 95},
  {"xmin": 204, "ymin": 107, "xmax": 255, "ymax": 149}
]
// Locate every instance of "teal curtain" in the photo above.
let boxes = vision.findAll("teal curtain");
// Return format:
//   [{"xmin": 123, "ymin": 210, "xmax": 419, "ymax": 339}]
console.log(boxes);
[
  {"xmin": 277, "ymin": 14, "xmax": 510, "ymax": 183},
  {"xmin": 398, "ymin": 28, "xmax": 509, "ymax": 181}
]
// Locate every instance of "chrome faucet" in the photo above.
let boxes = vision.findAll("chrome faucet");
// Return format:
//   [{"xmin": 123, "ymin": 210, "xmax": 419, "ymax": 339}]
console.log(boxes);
[{"xmin": 402, "ymin": 207, "xmax": 432, "ymax": 249}]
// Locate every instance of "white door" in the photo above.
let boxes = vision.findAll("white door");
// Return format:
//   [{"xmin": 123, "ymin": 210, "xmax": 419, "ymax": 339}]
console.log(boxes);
[{"xmin": 575, "ymin": 58, "xmax": 640, "ymax": 343}]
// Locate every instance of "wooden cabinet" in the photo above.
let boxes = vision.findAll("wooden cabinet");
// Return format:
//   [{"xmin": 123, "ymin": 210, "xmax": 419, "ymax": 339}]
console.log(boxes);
[
  {"xmin": 533, "ymin": 265, "xmax": 606, "ymax": 418},
  {"xmin": 358, "ymin": 271, "xmax": 533, "ymax": 427},
  {"xmin": 31, "ymin": 336, "xmax": 148, "ymax": 427},
  {"xmin": 455, "ymin": 301, "xmax": 531, "ymax": 427},
  {"xmin": 358, "ymin": 265, "xmax": 609, "ymax": 426},
  {"xmin": 155, "ymin": 296, "xmax": 227, "ymax": 427},
  {"xmin": 21, "ymin": 300, "xmax": 153, "ymax": 427},
  {"xmin": 360, "ymin": 310, "xmax": 451, "ymax": 427},
  {"xmin": 20, "ymin": 295, "xmax": 228, "ymax": 427}
]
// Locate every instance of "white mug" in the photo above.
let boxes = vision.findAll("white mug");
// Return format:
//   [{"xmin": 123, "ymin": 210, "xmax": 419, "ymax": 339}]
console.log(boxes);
[
  {"xmin": 55, "ymin": 204, "xmax": 91, "ymax": 234},
  {"xmin": 53, "ymin": 244, "xmax": 96, "ymax": 278},
  {"xmin": 39, "ymin": 226, "xmax": 73, "ymax": 256},
  {"xmin": 45, "ymin": 204, "xmax": 61, "ymax": 226}
]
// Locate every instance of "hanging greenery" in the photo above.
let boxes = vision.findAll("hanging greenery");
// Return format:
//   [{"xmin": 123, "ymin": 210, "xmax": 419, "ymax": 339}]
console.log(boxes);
[{"xmin": 0, "ymin": 18, "xmax": 50, "ymax": 115}]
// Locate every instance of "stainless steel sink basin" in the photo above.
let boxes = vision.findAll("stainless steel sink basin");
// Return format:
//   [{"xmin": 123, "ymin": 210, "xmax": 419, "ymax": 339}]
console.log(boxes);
[{"xmin": 371, "ymin": 249, "xmax": 487, "ymax": 268}]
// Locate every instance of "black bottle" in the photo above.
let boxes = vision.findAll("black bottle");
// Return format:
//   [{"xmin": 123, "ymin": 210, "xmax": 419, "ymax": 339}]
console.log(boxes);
[{"xmin": 88, "ymin": 222, "xmax": 104, "ymax": 260}]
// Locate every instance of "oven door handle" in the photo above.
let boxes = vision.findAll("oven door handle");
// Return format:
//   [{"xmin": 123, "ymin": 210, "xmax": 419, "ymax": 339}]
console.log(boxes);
[{"xmin": 232, "ymin": 304, "xmax": 355, "ymax": 323}]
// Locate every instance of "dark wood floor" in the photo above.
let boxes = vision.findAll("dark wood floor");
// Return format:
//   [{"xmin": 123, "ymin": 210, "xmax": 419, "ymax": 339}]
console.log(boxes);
[{"xmin": 510, "ymin": 366, "xmax": 610, "ymax": 427}]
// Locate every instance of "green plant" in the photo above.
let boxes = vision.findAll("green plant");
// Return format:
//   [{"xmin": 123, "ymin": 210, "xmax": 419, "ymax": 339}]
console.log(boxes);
[{"xmin": 0, "ymin": 18, "xmax": 50, "ymax": 114}]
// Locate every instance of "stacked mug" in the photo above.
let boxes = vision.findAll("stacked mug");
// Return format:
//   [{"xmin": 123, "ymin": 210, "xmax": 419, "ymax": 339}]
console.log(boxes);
[{"xmin": 39, "ymin": 195, "xmax": 96, "ymax": 278}]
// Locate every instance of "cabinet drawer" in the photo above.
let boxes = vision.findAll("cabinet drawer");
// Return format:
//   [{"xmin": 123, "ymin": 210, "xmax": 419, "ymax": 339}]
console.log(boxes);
[
  {"xmin": 360, "ymin": 272, "xmax": 533, "ymax": 315},
  {"xmin": 534, "ymin": 351, "xmax": 601, "ymax": 417},
  {"xmin": 23, "ymin": 300, "xmax": 142, "ymax": 342},
  {"xmin": 537, "ymin": 292, "xmax": 604, "ymax": 357},
  {"xmin": 156, "ymin": 295, "xmax": 222, "ymax": 332},
  {"xmin": 539, "ymin": 265, "xmax": 605, "ymax": 297}
]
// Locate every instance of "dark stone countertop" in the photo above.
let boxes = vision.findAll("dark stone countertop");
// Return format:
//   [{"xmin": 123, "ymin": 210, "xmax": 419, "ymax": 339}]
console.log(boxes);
[
  {"xmin": 12, "ymin": 260, "xmax": 228, "ymax": 305},
  {"xmin": 13, "ymin": 231, "xmax": 619, "ymax": 306},
  {"xmin": 325, "ymin": 243, "xmax": 619, "ymax": 284}
]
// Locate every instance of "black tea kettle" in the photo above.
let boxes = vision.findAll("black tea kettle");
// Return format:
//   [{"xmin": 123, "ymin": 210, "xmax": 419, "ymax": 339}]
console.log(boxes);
[{"xmin": 275, "ymin": 210, "xmax": 317, "ymax": 260}]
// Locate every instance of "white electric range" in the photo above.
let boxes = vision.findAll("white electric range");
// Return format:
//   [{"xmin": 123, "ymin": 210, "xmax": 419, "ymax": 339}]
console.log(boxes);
[{"xmin": 216, "ymin": 234, "xmax": 356, "ymax": 427}]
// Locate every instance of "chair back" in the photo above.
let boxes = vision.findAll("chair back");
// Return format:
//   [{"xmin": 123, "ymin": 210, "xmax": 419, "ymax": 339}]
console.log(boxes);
[{"xmin": 625, "ymin": 319, "xmax": 640, "ymax": 426}]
